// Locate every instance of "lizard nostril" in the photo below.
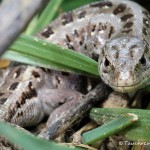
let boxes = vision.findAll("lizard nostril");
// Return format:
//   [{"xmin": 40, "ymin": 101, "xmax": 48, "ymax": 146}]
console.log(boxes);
[{"xmin": 140, "ymin": 55, "xmax": 146, "ymax": 65}]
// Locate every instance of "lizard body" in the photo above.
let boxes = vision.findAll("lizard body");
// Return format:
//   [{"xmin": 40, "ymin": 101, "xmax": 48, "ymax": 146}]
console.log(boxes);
[
  {"xmin": 0, "ymin": 0, "xmax": 150, "ymax": 149},
  {"xmin": 38, "ymin": 0, "xmax": 150, "ymax": 92}
]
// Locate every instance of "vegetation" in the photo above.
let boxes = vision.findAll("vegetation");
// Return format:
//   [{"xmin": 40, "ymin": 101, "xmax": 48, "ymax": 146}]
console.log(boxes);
[{"xmin": 0, "ymin": 0, "xmax": 150, "ymax": 149}]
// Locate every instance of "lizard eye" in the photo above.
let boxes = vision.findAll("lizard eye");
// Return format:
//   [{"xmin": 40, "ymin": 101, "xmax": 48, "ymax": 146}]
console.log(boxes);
[
  {"xmin": 140, "ymin": 55, "xmax": 146, "ymax": 65},
  {"xmin": 104, "ymin": 58, "xmax": 110, "ymax": 67}
]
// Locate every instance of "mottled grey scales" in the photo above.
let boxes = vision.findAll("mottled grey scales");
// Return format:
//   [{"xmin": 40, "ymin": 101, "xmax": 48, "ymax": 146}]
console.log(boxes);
[
  {"xmin": 37, "ymin": 0, "xmax": 150, "ymax": 92},
  {"xmin": 1, "ymin": 0, "xmax": 150, "ymax": 149}
]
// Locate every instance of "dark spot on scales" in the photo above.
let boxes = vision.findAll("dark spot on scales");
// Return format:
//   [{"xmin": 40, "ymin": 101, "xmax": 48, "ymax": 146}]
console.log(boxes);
[
  {"xmin": 73, "ymin": 29, "xmax": 79, "ymax": 37},
  {"xmin": 62, "ymin": 12, "xmax": 73, "ymax": 25},
  {"xmin": 20, "ymin": 95, "xmax": 26, "ymax": 105},
  {"xmin": 123, "ymin": 22, "xmax": 133, "ymax": 28},
  {"xmin": 108, "ymin": 26, "xmax": 115, "ymax": 38},
  {"xmin": 41, "ymin": 27, "xmax": 54, "ymax": 38},
  {"xmin": 130, "ymin": 45, "xmax": 137, "ymax": 49},
  {"xmin": 112, "ymin": 45, "xmax": 118, "ymax": 50},
  {"xmin": 6, "ymin": 107, "xmax": 17, "ymax": 122},
  {"xmin": 99, "ymin": 23, "xmax": 107, "ymax": 31},
  {"xmin": 14, "ymin": 67, "xmax": 22, "ymax": 78},
  {"xmin": 47, "ymin": 69, "xmax": 52, "ymax": 73},
  {"xmin": 130, "ymin": 50, "xmax": 134, "ymax": 58},
  {"xmin": 135, "ymin": 64, "xmax": 139, "ymax": 71},
  {"xmin": 9, "ymin": 82, "xmax": 19, "ymax": 90},
  {"xmin": 16, "ymin": 101, "xmax": 21, "ymax": 108},
  {"xmin": 41, "ymin": 68, "xmax": 47, "ymax": 72},
  {"xmin": 58, "ymin": 101, "xmax": 65, "ymax": 106},
  {"xmin": 19, "ymin": 82, "xmax": 37, "ymax": 105},
  {"xmin": 122, "ymin": 29, "xmax": 132, "ymax": 33},
  {"xmin": 66, "ymin": 31, "xmax": 81, "ymax": 49},
  {"xmin": 143, "ymin": 38, "xmax": 149, "ymax": 46},
  {"xmin": 143, "ymin": 28, "xmax": 148, "ymax": 35},
  {"xmin": 84, "ymin": 44, "xmax": 87, "ymax": 50},
  {"xmin": 17, "ymin": 111, "xmax": 23, "ymax": 117},
  {"xmin": 66, "ymin": 42, "xmax": 75, "ymax": 50},
  {"xmin": 101, "ymin": 48, "xmax": 105, "ymax": 56},
  {"xmin": 61, "ymin": 72, "xmax": 70, "ymax": 76},
  {"xmin": 55, "ymin": 76, "xmax": 61, "ymax": 84},
  {"xmin": 21, "ymin": 89, "xmax": 37, "ymax": 102},
  {"xmin": 41, "ymin": 68, "xmax": 51, "ymax": 73},
  {"xmin": 91, "ymin": 25, "xmax": 96, "ymax": 32},
  {"xmin": 113, "ymin": 4, "xmax": 126, "ymax": 15},
  {"xmin": 90, "ymin": 1, "xmax": 112, "ymax": 8},
  {"xmin": 115, "ymin": 51, "xmax": 119, "ymax": 59},
  {"xmin": 0, "ymin": 93, "xmax": 4, "ymax": 96},
  {"xmin": 121, "ymin": 13, "xmax": 134, "ymax": 22},
  {"xmin": 1, "ymin": 139, "xmax": 13, "ymax": 148},
  {"xmin": 79, "ymin": 41, "xmax": 83, "ymax": 45},
  {"xmin": 66, "ymin": 34, "xmax": 71, "ymax": 42},
  {"xmin": 32, "ymin": 71, "xmax": 40, "ymax": 78},
  {"xmin": 28, "ymin": 82, "xmax": 33, "ymax": 89},
  {"xmin": 0, "ymin": 98, "xmax": 7, "ymax": 104},
  {"xmin": 78, "ymin": 11, "xmax": 86, "ymax": 19},
  {"xmin": 93, "ymin": 43, "xmax": 96, "ymax": 48}
]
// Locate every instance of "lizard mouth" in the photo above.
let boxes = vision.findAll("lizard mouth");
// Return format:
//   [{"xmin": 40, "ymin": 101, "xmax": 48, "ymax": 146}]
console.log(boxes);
[
  {"xmin": 110, "ymin": 82, "xmax": 144, "ymax": 93},
  {"xmin": 101, "ymin": 74, "xmax": 150, "ymax": 93},
  {"xmin": 101, "ymin": 76, "xmax": 144, "ymax": 93}
]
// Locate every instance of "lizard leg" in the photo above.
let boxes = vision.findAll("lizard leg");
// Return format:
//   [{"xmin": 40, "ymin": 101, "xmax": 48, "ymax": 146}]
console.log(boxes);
[
  {"xmin": 39, "ymin": 83, "xmax": 112, "ymax": 140},
  {"xmin": 0, "ymin": 88, "xmax": 82, "ymax": 128},
  {"xmin": 0, "ymin": 80, "xmax": 45, "ymax": 127},
  {"xmin": 38, "ymin": 89, "xmax": 83, "ymax": 118}
]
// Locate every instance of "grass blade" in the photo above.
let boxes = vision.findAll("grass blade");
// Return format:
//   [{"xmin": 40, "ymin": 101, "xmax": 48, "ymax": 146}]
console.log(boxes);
[
  {"xmin": 3, "ymin": 34, "xmax": 99, "ymax": 76},
  {"xmin": 90, "ymin": 108, "xmax": 150, "ymax": 142},
  {"xmin": 57, "ymin": 0, "xmax": 100, "ymax": 12},
  {"xmin": 31, "ymin": 0, "xmax": 64, "ymax": 34},
  {"xmin": 82, "ymin": 113, "xmax": 137, "ymax": 144},
  {"xmin": 0, "ymin": 121, "xmax": 84, "ymax": 150}
]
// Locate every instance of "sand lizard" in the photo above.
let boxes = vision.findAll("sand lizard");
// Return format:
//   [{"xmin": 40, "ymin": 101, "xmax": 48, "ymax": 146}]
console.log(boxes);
[{"xmin": 0, "ymin": 0, "xmax": 150, "ymax": 149}]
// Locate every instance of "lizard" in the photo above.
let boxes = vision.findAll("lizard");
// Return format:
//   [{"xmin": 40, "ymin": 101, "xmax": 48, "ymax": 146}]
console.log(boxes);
[
  {"xmin": 0, "ymin": 0, "xmax": 150, "ymax": 149},
  {"xmin": 37, "ymin": 0, "xmax": 150, "ymax": 93}
]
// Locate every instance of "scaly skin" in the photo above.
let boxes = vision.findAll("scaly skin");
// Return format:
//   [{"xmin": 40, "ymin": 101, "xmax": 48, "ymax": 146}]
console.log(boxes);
[
  {"xmin": 38, "ymin": 0, "xmax": 150, "ymax": 92},
  {"xmin": 0, "ymin": 66, "xmax": 83, "ymax": 149},
  {"xmin": 0, "ymin": 0, "xmax": 150, "ymax": 149}
]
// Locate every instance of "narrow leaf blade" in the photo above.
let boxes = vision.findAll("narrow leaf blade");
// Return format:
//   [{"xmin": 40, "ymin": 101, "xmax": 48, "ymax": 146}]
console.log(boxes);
[
  {"xmin": 82, "ymin": 113, "xmax": 137, "ymax": 144},
  {"xmin": 0, "ymin": 121, "xmax": 83, "ymax": 150},
  {"xmin": 31, "ymin": 0, "xmax": 64, "ymax": 34},
  {"xmin": 3, "ymin": 34, "xmax": 99, "ymax": 76},
  {"xmin": 90, "ymin": 108, "xmax": 150, "ymax": 142}
]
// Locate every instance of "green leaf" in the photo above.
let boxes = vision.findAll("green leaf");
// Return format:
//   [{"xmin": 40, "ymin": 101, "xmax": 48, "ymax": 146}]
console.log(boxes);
[
  {"xmin": 0, "ymin": 121, "xmax": 84, "ymax": 150},
  {"xmin": 3, "ymin": 34, "xmax": 99, "ymax": 77},
  {"xmin": 31, "ymin": 0, "xmax": 64, "ymax": 34},
  {"xmin": 90, "ymin": 108, "xmax": 150, "ymax": 142},
  {"xmin": 25, "ymin": 15, "xmax": 39, "ymax": 35},
  {"xmin": 82, "ymin": 113, "xmax": 137, "ymax": 144},
  {"xmin": 58, "ymin": 0, "xmax": 100, "ymax": 12},
  {"xmin": 30, "ymin": 0, "xmax": 101, "ymax": 34}
]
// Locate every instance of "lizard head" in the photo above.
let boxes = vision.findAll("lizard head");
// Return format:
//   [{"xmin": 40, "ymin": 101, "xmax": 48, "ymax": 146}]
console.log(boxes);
[{"xmin": 98, "ymin": 36, "xmax": 150, "ymax": 93}]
